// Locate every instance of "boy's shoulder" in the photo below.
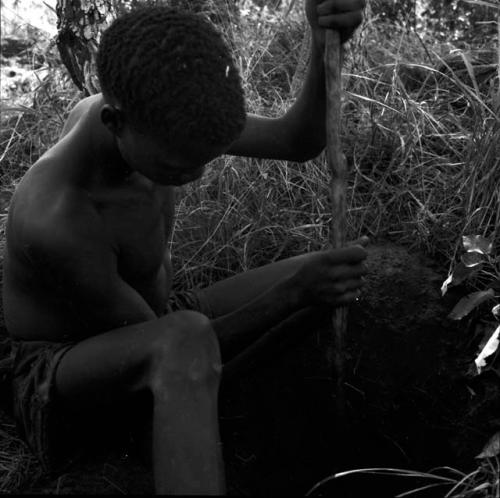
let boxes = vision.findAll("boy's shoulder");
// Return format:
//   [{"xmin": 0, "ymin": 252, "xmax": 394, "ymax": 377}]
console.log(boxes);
[
  {"xmin": 60, "ymin": 94, "xmax": 100, "ymax": 138},
  {"xmin": 10, "ymin": 95, "xmax": 101, "ymax": 232},
  {"xmin": 8, "ymin": 158, "xmax": 104, "ymax": 268}
]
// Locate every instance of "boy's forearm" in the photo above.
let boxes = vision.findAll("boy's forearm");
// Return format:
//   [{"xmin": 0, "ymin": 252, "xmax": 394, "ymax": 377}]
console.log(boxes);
[
  {"xmin": 226, "ymin": 33, "xmax": 339, "ymax": 162},
  {"xmin": 282, "ymin": 35, "xmax": 327, "ymax": 159},
  {"xmin": 211, "ymin": 276, "xmax": 303, "ymax": 363}
]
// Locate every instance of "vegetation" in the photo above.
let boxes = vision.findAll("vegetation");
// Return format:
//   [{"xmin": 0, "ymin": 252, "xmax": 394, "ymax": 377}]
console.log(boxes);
[{"xmin": 1, "ymin": 0, "xmax": 499, "ymax": 494}]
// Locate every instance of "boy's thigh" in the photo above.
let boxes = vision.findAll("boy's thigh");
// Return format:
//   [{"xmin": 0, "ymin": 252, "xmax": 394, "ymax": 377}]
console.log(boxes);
[
  {"xmin": 12, "ymin": 311, "xmax": 212, "ymax": 472},
  {"xmin": 54, "ymin": 310, "xmax": 214, "ymax": 407},
  {"xmin": 11, "ymin": 339, "xmax": 149, "ymax": 473},
  {"xmin": 197, "ymin": 253, "xmax": 311, "ymax": 318}
]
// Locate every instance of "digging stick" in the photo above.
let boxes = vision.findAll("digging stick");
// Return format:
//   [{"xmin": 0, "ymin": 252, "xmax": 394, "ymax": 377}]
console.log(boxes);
[{"xmin": 324, "ymin": 30, "xmax": 347, "ymax": 418}]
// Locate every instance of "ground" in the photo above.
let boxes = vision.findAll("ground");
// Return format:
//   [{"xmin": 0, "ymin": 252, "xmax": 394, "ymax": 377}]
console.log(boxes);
[{"xmin": 1, "ymin": 243, "xmax": 497, "ymax": 496}]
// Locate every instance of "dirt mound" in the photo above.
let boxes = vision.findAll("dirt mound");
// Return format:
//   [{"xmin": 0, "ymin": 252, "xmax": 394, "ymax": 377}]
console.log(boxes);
[{"xmin": 218, "ymin": 244, "xmax": 493, "ymax": 495}]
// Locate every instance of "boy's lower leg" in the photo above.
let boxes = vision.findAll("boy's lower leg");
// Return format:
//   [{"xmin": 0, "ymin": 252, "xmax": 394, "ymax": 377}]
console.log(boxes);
[
  {"xmin": 152, "ymin": 362, "xmax": 225, "ymax": 494},
  {"xmin": 53, "ymin": 311, "xmax": 226, "ymax": 495}
]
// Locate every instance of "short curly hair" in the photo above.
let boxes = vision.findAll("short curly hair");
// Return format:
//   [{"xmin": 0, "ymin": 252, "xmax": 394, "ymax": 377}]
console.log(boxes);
[{"xmin": 96, "ymin": 6, "xmax": 246, "ymax": 151}]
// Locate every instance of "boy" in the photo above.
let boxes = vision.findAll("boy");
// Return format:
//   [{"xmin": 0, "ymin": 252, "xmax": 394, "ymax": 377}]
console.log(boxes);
[{"xmin": 3, "ymin": 0, "xmax": 367, "ymax": 494}]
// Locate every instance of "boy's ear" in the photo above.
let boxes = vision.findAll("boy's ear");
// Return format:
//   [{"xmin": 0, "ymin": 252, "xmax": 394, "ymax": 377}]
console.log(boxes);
[{"xmin": 101, "ymin": 104, "xmax": 125, "ymax": 136}]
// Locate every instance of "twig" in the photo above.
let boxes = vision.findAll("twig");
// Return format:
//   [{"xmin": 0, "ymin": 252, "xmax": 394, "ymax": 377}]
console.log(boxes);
[{"xmin": 324, "ymin": 30, "xmax": 347, "ymax": 417}]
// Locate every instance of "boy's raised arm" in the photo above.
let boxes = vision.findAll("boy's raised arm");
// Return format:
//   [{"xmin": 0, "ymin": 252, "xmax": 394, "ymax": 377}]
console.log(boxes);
[{"xmin": 227, "ymin": 0, "xmax": 364, "ymax": 162}]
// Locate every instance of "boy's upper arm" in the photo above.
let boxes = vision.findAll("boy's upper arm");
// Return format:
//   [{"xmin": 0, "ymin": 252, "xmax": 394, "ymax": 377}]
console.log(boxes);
[
  {"xmin": 26, "ymin": 206, "xmax": 157, "ymax": 332},
  {"xmin": 226, "ymin": 112, "xmax": 324, "ymax": 162},
  {"xmin": 226, "ymin": 114, "xmax": 297, "ymax": 161}
]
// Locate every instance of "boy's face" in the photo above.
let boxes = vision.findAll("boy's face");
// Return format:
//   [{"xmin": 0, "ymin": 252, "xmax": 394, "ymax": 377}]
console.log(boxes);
[
  {"xmin": 117, "ymin": 128, "xmax": 219, "ymax": 186},
  {"xmin": 100, "ymin": 100, "xmax": 229, "ymax": 186}
]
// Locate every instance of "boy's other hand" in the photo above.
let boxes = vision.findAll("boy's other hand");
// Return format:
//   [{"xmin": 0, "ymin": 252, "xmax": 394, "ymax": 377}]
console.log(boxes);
[
  {"xmin": 291, "ymin": 243, "xmax": 368, "ymax": 308},
  {"xmin": 305, "ymin": 0, "xmax": 365, "ymax": 47}
]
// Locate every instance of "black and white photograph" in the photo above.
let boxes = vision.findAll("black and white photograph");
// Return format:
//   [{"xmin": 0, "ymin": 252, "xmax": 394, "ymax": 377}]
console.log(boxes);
[{"xmin": 0, "ymin": 0, "xmax": 499, "ymax": 495}]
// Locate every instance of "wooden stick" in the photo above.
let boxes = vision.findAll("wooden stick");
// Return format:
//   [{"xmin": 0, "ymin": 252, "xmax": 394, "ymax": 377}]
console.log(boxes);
[{"xmin": 324, "ymin": 30, "xmax": 347, "ymax": 418}]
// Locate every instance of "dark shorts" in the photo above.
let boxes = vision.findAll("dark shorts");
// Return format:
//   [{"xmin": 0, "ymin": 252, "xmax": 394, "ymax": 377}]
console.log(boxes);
[{"xmin": 10, "ymin": 289, "xmax": 212, "ymax": 474}]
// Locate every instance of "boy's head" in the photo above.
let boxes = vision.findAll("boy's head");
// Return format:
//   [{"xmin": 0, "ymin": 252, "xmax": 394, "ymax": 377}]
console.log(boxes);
[{"xmin": 96, "ymin": 6, "xmax": 246, "ymax": 182}]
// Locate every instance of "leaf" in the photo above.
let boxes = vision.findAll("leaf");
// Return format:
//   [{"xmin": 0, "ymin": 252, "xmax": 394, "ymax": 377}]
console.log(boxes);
[
  {"xmin": 448, "ymin": 289, "xmax": 495, "ymax": 320},
  {"xmin": 453, "ymin": 262, "xmax": 483, "ymax": 282},
  {"xmin": 475, "ymin": 324, "xmax": 500, "ymax": 374},
  {"xmin": 440, "ymin": 262, "xmax": 483, "ymax": 296},
  {"xmin": 463, "ymin": 0, "xmax": 500, "ymax": 9},
  {"xmin": 1, "ymin": 106, "xmax": 38, "ymax": 114},
  {"xmin": 42, "ymin": 1, "xmax": 57, "ymax": 14},
  {"xmin": 492, "ymin": 304, "xmax": 500, "ymax": 319},
  {"xmin": 460, "ymin": 252, "xmax": 484, "ymax": 268},
  {"xmin": 462, "ymin": 235, "xmax": 493, "ymax": 255},
  {"xmin": 476, "ymin": 431, "xmax": 500, "ymax": 459},
  {"xmin": 441, "ymin": 274, "xmax": 453, "ymax": 296}
]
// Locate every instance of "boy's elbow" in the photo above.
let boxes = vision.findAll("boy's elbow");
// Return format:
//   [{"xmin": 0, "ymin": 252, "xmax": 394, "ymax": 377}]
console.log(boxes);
[{"xmin": 288, "ymin": 140, "xmax": 325, "ymax": 162}]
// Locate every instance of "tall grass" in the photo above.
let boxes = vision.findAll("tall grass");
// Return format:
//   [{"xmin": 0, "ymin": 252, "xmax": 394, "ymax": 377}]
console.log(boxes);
[
  {"xmin": 171, "ymin": 8, "xmax": 500, "ymax": 289},
  {"xmin": 305, "ymin": 463, "xmax": 500, "ymax": 497}
]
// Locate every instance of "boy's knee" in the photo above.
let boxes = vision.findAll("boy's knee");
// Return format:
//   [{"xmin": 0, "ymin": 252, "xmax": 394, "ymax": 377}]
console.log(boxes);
[
  {"xmin": 168, "ymin": 310, "xmax": 212, "ymax": 332},
  {"xmin": 149, "ymin": 311, "xmax": 221, "ymax": 389},
  {"xmin": 167, "ymin": 310, "xmax": 218, "ymax": 354}
]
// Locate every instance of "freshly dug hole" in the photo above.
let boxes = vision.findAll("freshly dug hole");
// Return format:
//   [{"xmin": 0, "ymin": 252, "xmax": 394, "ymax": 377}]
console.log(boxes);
[{"xmin": 218, "ymin": 243, "xmax": 492, "ymax": 496}]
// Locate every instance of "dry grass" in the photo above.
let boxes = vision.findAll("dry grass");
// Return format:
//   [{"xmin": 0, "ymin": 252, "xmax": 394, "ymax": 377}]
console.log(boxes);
[
  {"xmin": 306, "ymin": 462, "xmax": 500, "ymax": 497},
  {"xmin": 0, "ymin": 0, "xmax": 499, "ymax": 494},
  {"xmin": 0, "ymin": 411, "xmax": 40, "ymax": 494},
  {"xmin": 171, "ymin": 15, "xmax": 500, "ymax": 289},
  {"xmin": 342, "ymin": 24, "xmax": 499, "ymax": 261}
]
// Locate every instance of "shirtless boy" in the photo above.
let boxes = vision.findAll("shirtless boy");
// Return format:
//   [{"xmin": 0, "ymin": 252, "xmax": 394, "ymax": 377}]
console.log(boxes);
[{"xmin": 3, "ymin": 0, "xmax": 367, "ymax": 494}]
